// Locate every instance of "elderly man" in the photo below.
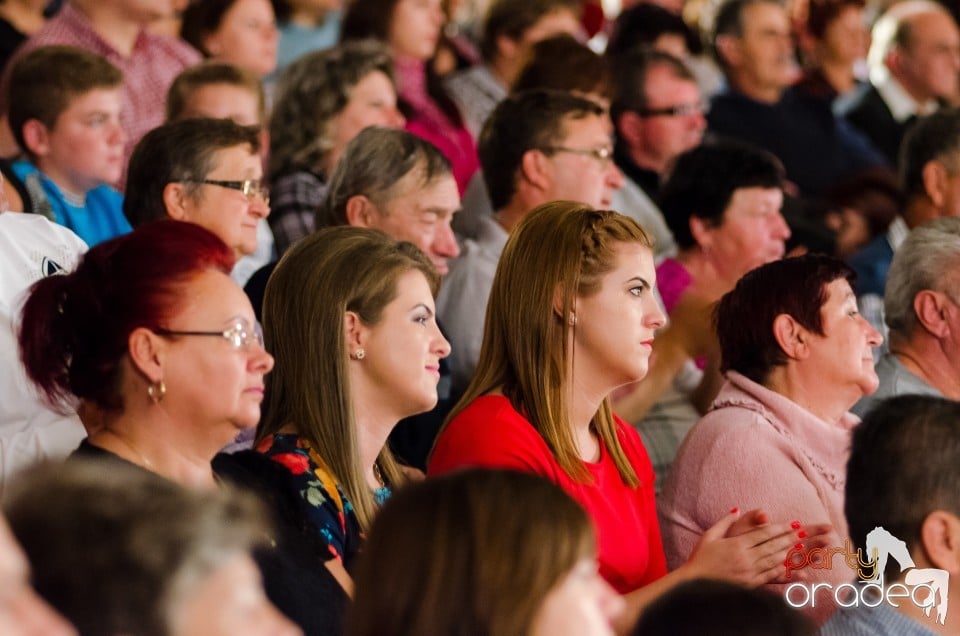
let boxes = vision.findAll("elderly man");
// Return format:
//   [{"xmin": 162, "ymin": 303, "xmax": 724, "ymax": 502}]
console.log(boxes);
[
  {"xmin": 840, "ymin": 0, "xmax": 960, "ymax": 165},
  {"xmin": 853, "ymin": 218, "xmax": 960, "ymax": 416}
]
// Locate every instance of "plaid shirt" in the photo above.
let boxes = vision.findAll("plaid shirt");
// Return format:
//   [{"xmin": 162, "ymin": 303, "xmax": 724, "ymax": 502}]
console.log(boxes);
[{"xmin": 268, "ymin": 170, "xmax": 326, "ymax": 255}]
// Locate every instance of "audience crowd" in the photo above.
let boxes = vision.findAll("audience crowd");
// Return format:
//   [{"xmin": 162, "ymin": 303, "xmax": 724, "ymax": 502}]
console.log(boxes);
[{"xmin": 2, "ymin": 0, "xmax": 960, "ymax": 634}]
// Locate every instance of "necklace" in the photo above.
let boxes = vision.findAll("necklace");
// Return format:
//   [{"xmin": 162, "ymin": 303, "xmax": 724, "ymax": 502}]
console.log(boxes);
[{"xmin": 104, "ymin": 430, "xmax": 155, "ymax": 470}]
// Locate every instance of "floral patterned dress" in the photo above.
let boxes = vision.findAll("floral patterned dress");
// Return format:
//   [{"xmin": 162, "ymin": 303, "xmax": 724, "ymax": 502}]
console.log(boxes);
[{"xmin": 257, "ymin": 433, "xmax": 389, "ymax": 570}]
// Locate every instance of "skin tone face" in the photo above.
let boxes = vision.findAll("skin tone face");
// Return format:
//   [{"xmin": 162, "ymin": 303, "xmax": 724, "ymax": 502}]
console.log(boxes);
[
  {"xmin": 32, "ymin": 87, "xmax": 126, "ymax": 194},
  {"xmin": 725, "ymin": 2, "xmax": 796, "ymax": 101},
  {"xmin": 388, "ymin": 0, "xmax": 445, "ymax": 60},
  {"xmin": 179, "ymin": 144, "xmax": 270, "ymax": 258},
  {"xmin": 633, "ymin": 68, "xmax": 706, "ymax": 173},
  {"xmin": 543, "ymin": 113, "xmax": 624, "ymax": 209},
  {"xmin": 0, "ymin": 516, "xmax": 76, "ymax": 636},
  {"xmin": 325, "ymin": 71, "xmax": 406, "ymax": 173},
  {"xmin": 819, "ymin": 5, "xmax": 867, "ymax": 66},
  {"xmin": 802, "ymin": 278, "xmax": 883, "ymax": 398},
  {"xmin": 171, "ymin": 553, "xmax": 300, "ymax": 636},
  {"xmin": 897, "ymin": 12, "xmax": 960, "ymax": 102},
  {"xmin": 572, "ymin": 242, "xmax": 665, "ymax": 390},
  {"xmin": 157, "ymin": 269, "xmax": 274, "ymax": 440},
  {"xmin": 370, "ymin": 170, "xmax": 461, "ymax": 276},
  {"xmin": 696, "ymin": 186, "xmax": 790, "ymax": 283},
  {"xmin": 528, "ymin": 559, "xmax": 624, "ymax": 636},
  {"xmin": 203, "ymin": 0, "xmax": 279, "ymax": 77},
  {"xmin": 352, "ymin": 269, "xmax": 451, "ymax": 418},
  {"xmin": 179, "ymin": 83, "xmax": 262, "ymax": 128}
]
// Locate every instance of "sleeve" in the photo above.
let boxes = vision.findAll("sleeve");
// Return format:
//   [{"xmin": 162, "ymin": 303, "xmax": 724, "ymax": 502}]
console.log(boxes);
[
  {"xmin": 267, "ymin": 174, "xmax": 325, "ymax": 255},
  {"xmin": 298, "ymin": 477, "xmax": 353, "ymax": 563}
]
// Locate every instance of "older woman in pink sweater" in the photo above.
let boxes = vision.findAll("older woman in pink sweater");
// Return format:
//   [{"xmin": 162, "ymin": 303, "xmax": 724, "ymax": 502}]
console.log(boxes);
[{"xmin": 659, "ymin": 254, "xmax": 883, "ymax": 624}]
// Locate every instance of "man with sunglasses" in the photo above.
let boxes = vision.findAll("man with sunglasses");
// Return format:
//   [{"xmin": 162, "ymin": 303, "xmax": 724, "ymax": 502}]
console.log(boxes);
[
  {"xmin": 610, "ymin": 49, "xmax": 707, "ymax": 263},
  {"xmin": 122, "ymin": 117, "xmax": 270, "ymax": 262}
]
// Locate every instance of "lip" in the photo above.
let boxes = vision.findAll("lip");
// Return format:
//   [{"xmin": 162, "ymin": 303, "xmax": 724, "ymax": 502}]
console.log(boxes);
[
  {"xmin": 425, "ymin": 365, "xmax": 441, "ymax": 377},
  {"xmin": 641, "ymin": 339, "xmax": 655, "ymax": 348},
  {"xmin": 244, "ymin": 386, "xmax": 265, "ymax": 397}
]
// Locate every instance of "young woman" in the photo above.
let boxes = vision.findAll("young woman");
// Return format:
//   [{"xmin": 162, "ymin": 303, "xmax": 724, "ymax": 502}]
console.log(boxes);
[{"xmin": 429, "ymin": 201, "xmax": 816, "ymax": 630}]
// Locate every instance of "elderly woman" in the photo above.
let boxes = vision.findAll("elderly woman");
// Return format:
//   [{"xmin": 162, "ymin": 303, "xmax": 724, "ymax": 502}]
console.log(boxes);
[
  {"xmin": 429, "ymin": 202, "xmax": 813, "ymax": 631},
  {"xmin": 613, "ymin": 141, "xmax": 792, "ymax": 493},
  {"xmin": 267, "ymin": 40, "xmax": 405, "ymax": 254},
  {"xmin": 351, "ymin": 469, "xmax": 623, "ymax": 636},
  {"xmin": 222, "ymin": 226, "xmax": 449, "ymax": 594},
  {"xmin": 660, "ymin": 254, "xmax": 883, "ymax": 624}
]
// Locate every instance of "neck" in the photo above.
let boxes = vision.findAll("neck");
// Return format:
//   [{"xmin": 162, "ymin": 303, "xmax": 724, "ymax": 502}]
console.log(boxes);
[
  {"xmin": 904, "ymin": 198, "xmax": 942, "ymax": 229},
  {"xmin": 353, "ymin": 407, "xmax": 394, "ymax": 490},
  {"xmin": 91, "ymin": 413, "xmax": 219, "ymax": 489},
  {"xmin": 763, "ymin": 365, "xmax": 856, "ymax": 426},
  {"xmin": 489, "ymin": 58, "xmax": 518, "ymax": 89},
  {"xmin": 892, "ymin": 70, "xmax": 936, "ymax": 106},
  {"xmin": 889, "ymin": 334, "xmax": 960, "ymax": 400},
  {"xmin": 625, "ymin": 145, "xmax": 666, "ymax": 177},
  {"xmin": 495, "ymin": 196, "xmax": 539, "ymax": 234},
  {"xmin": 677, "ymin": 248, "xmax": 740, "ymax": 297},
  {"xmin": 732, "ymin": 77, "xmax": 782, "ymax": 104},
  {"xmin": 818, "ymin": 59, "xmax": 856, "ymax": 93},
  {"xmin": 72, "ymin": 1, "xmax": 143, "ymax": 57},
  {"xmin": 0, "ymin": 0, "xmax": 46, "ymax": 34}
]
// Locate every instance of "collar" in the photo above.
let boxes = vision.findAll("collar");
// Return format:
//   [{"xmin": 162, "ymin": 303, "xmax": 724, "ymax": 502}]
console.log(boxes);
[
  {"xmin": 874, "ymin": 73, "xmax": 939, "ymax": 122},
  {"xmin": 57, "ymin": 4, "xmax": 148, "ymax": 59},
  {"xmin": 887, "ymin": 215, "xmax": 909, "ymax": 250}
]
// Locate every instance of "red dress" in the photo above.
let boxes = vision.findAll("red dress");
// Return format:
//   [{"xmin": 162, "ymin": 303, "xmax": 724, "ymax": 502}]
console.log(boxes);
[{"xmin": 429, "ymin": 394, "xmax": 667, "ymax": 593}]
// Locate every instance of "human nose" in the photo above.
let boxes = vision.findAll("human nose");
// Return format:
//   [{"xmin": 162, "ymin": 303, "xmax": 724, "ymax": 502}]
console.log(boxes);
[
  {"xmin": 862, "ymin": 317, "xmax": 883, "ymax": 347},
  {"xmin": 250, "ymin": 341, "xmax": 275, "ymax": 374},
  {"xmin": 644, "ymin": 295, "xmax": 667, "ymax": 330},
  {"xmin": 433, "ymin": 220, "xmax": 460, "ymax": 259},
  {"xmin": 250, "ymin": 195, "xmax": 270, "ymax": 219},
  {"xmin": 433, "ymin": 325, "xmax": 451, "ymax": 359},
  {"xmin": 771, "ymin": 210, "xmax": 791, "ymax": 240},
  {"xmin": 606, "ymin": 161, "xmax": 624, "ymax": 190},
  {"xmin": 388, "ymin": 105, "xmax": 406, "ymax": 128}
]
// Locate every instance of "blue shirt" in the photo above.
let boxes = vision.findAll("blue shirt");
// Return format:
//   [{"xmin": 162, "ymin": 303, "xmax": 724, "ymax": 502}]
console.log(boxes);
[
  {"xmin": 275, "ymin": 12, "xmax": 341, "ymax": 73},
  {"xmin": 12, "ymin": 160, "xmax": 130, "ymax": 247}
]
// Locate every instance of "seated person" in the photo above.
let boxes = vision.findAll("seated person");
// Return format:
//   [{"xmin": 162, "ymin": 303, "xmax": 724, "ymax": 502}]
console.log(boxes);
[
  {"xmin": 180, "ymin": 0, "xmax": 279, "ymax": 78},
  {"xmin": 166, "ymin": 61, "xmax": 274, "ymax": 288},
  {"xmin": 7, "ymin": 45, "xmax": 130, "ymax": 246},
  {"xmin": 122, "ymin": 118, "xmax": 270, "ymax": 265},
  {"xmin": 854, "ymin": 217, "xmax": 960, "ymax": 416},
  {"xmin": 4, "ymin": 460, "xmax": 299, "ymax": 636},
  {"xmin": 660, "ymin": 254, "xmax": 883, "ymax": 624},
  {"xmin": 820, "ymin": 394, "xmax": 960, "ymax": 635}
]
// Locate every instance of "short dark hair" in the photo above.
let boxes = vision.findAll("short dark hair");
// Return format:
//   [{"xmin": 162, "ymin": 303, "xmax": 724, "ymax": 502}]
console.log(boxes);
[
  {"xmin": 634, "ymin": 579, "xmax": 815, "ymax": 636},
  {"xmin": 806, "ymin": 0, "xmax": 865, "ymax": 39},
  {"xmin": 123, "ymin": 118, "xmax": 261, "ymax": 227},
  {"xmin": 900, "ymin": 108, "xmax": 960, "ymax": 200},
  {"xmin": 8, "ymin": 46, "xmax": 123, "ymax": 157},
  {"xmin": 660, "ymin": 140, "xmax": 784, "ymax": 250},
  {"xmin": 511, "ymin": 34, "xmax": 612, "ymax": 99},
  {"xmin": 480, "ymin": 0, "xmax": 581, "ymax": 61},
  {"xmin": 715, "ymin": 254, "xmax": 854, "ymax": 383},
  {"xmin": 479, "ymin": 89, "xmax": 605, "ymax": 210},
  {"xmin": 847, "ymin": 395, "xmax": 960, "ymax": 579},
  {"xmin": 319, "ymin": 127, "xmax": 452, "ymax": 228},
  {"xmin": 610, "ymin": 48, "xmax": 697, "ymax": 124},
  {"xmin": 712, "ymin": 0, "xmax": 784, "ymax": 67},
  {"xmin": 340, "ymin": 0, "xmax": 398, "ymax": 42},
  {"xmin": 166, "ymin": 61, "xmax": 266, "ymax": 123},
  {"xmin": 606, "ymin": 3, "xmax": 702, "ymax": 59}
]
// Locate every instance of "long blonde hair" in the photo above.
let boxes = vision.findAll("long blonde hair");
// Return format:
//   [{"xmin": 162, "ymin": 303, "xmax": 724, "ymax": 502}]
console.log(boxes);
[
  {"xmin": 441, "ymin": 201, "xmax": 653, "ymax": 484},
  {"xmin": 259, "ymin": 226, "xmax": 440, "ymax": 529}
]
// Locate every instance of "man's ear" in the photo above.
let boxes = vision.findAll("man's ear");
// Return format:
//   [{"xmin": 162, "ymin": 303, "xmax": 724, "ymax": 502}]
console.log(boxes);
[
  {"xmin": 519, "ymin": 148, "xmax": 553, "ymax": 193},
  {"xmin": 923, "ymin": 160, "xmax": 949, "ymax": 209},
  {"xmin": 919, "ymin": 510, "xmax": 960, "ymax": 574},
  {"xmin": 21, "ymin": 118, "xmax": 51, "ymax": 158},
  {"xmin": 714, "ymin": 34, "xmax": 742, "ymax": 69},
  {"xmin": 617, "ymin": 111, "xmax": 645, "ymax": 149},
  {"xmin": 689, "ymin": 216, "xmax": 713, "ymax": 251},
  {"xmin": 344, "ymin": 194, "xmax": 379, "ymax": 228},
  {"xmin": 772, "ymin": 313, "xmax": 809, "ymax": 360},
  {"xmin": 162, "ymin": 182, "xmax": 190, "ymax": 221},
  {"xmin": 914, "ymin": 290, "xmax": 950, "ymax": 338}
]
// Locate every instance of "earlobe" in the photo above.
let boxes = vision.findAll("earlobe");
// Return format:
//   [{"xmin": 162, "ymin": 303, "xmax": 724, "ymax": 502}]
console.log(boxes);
[
  {"xmin": 21, "ymin": 119, "xmax": 50, "ymax": 157},
  {"xmin": 920, "ymin": 511, "xmax": 960, "ymax": 573},
  {"xmin": 617, "ymin": 111, "xmax": 644, "ymax": 148},
  {"xmin": 914, "ymin": 290, "xmax": 949, "ymax": 338},
  {"xmin": 128, "ymin": 327, "xmax": 164, "ymax": 385},
  {"xmin": 520, "ymin": 149, "xmax": 552, "ymax": 192},
  {"xmin": 343, "ymin": 311, "xmax": 366, "ymax": 355},
  {"xmin": 772, "ymin": 313, "xmax": 807, "ymax": 360},
  {"xmin": 922, "ymin": 161, "xmax": 947, "ymax": 208},
  {"xmin": 689, "ymin": 216, "xmax": 712, "ymax": 251},
  {"xmin": 344, "ymin": 195, "xmax": 377, "ymax": 228}
]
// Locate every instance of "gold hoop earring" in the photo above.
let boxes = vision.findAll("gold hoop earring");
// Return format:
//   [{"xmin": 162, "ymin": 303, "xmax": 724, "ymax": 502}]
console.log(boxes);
[{"xmin": 147, "ymin": 380, "xmax": 166, "ymax": 404}]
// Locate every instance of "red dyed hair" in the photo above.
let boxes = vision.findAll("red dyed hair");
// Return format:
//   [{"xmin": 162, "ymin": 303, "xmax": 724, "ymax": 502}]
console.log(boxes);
[{"xmin": 19, "ymin": 220, "xmax": 235, "ymax": 412}]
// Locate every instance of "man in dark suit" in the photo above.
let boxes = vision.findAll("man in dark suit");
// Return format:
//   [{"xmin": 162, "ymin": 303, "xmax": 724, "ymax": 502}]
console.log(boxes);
[{"xmin": 840, "ymin": 0, "xmax": 960, "ymax": 165}]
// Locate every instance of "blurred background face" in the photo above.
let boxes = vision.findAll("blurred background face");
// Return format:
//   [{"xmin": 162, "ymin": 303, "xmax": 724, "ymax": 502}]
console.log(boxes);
[
  {"xmin": 203, "ymin": 0, "xmax": 279, "ymax": 77},
  {"xmin": 325, "ymin": 71, "xmax": 406, "ymax": 173},
  {"xmin": 171, "ymin": 553, "xmax": 299, "ymax": 636},
  {"xmin": 388, "ymin": 0, "xmax": 445, "ymax": 60},
  {"xmin": 633, "ymin": 68, "xmax": 706, "ymax": 173},
  {"xmin": 544, "ymin": 113, "xmax": 624, "ymax": 209},
  {"xmin": 0, "ymin": 517, "xmax": 76, "ymax": 636},
  {"xmin": 179, "ymin": 83, "xmax": 262, "ymax": 128},
  {"xmin": 896, "ymin": 12, "xmax": 960, "ymax": 101},
  {"xmin": 528, "ymin": 559, "xmax": 623, "ymax": 636},
  {"xmin": 727, "ymin": 1, "xmax": 796, "ymax": 95},
  {"xmin": 818, "ymin": 5, "xmax": 867, "ymax": 65}
]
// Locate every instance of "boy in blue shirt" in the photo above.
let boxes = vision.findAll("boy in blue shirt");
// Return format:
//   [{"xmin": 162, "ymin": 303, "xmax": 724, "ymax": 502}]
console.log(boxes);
[{"xmin": 7, "ymin": 45, "xmax": 131, "ymax": 246}]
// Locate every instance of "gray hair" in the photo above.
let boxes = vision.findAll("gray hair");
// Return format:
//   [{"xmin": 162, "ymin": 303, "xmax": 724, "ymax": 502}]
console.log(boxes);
[
  {"xmin": 268, "ymin": 39, "xmax": 395, "ymax": 181},
  {"xmin": 318, "ymin": 127, "xmax": 452, "ymax": 228},
  {"xmin": 885, "ymin": 217, "xmax": 960, "ymax": 337}
]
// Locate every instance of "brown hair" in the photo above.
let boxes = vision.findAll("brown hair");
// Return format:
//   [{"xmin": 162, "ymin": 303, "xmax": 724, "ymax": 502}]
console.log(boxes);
[
  {"xmin": 439, "ymin": 201, "xmax": 653, "ymax": 484},
  {"xmin": 166, "ymin": 61, "xmax": 267, "ymax": 124}
]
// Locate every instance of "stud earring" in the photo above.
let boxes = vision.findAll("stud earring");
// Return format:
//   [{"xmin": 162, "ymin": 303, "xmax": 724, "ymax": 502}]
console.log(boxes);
[
  {"xmin": 147, "ymin": 380, "xmax": 166, "ymax": 404},
  {"xmin": 352, "ymin": 348, "xmax": 365, "ymax": 360},
  {"xmin": 568, "ymin": 313, "xmax": 577, "ymax": 326}
]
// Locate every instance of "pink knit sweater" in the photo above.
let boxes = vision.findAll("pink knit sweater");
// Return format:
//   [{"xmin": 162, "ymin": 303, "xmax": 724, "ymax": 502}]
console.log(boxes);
[{"xmin": 659, "ymin": 371, "xmax": 859, "ymax": 624}]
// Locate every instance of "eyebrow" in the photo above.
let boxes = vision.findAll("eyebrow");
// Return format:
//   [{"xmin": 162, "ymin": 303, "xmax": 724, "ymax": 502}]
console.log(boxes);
[
  {"xmin": 627, "ymin": 276, "xmax": 654, "ymax": 289},
  {"xmin": 410, "ymin": 303, "xmax": 434, "ymax": 316}
]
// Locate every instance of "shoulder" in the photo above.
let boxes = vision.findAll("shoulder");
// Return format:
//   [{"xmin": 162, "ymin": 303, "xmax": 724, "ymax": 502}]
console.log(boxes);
[{"xmin": 141, "ymin": 32, "xmax": 202, "ymax": 66}]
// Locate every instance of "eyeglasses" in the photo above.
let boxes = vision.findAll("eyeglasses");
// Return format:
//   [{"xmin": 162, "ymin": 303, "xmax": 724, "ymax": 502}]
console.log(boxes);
[
  {"xmin": 155, "ymin": 318, "xmax": 264, "ymax": 351},
  {"xmin": 181, "ymin": 179, "xmax": 270, "ymax": 205},
  {"xmin": 539, "ymin": 145, "xmax": 614, "ymax": 168},
  {"xmin": 637, "ymin": 102, "xmax": 708, "ymax": 118}
]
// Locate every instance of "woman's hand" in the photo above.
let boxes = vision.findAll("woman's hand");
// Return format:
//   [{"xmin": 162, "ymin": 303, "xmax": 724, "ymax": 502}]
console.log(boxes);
[{"xmin": 682, "ymin": 509, "xmax": 811, "ymax": 587}]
